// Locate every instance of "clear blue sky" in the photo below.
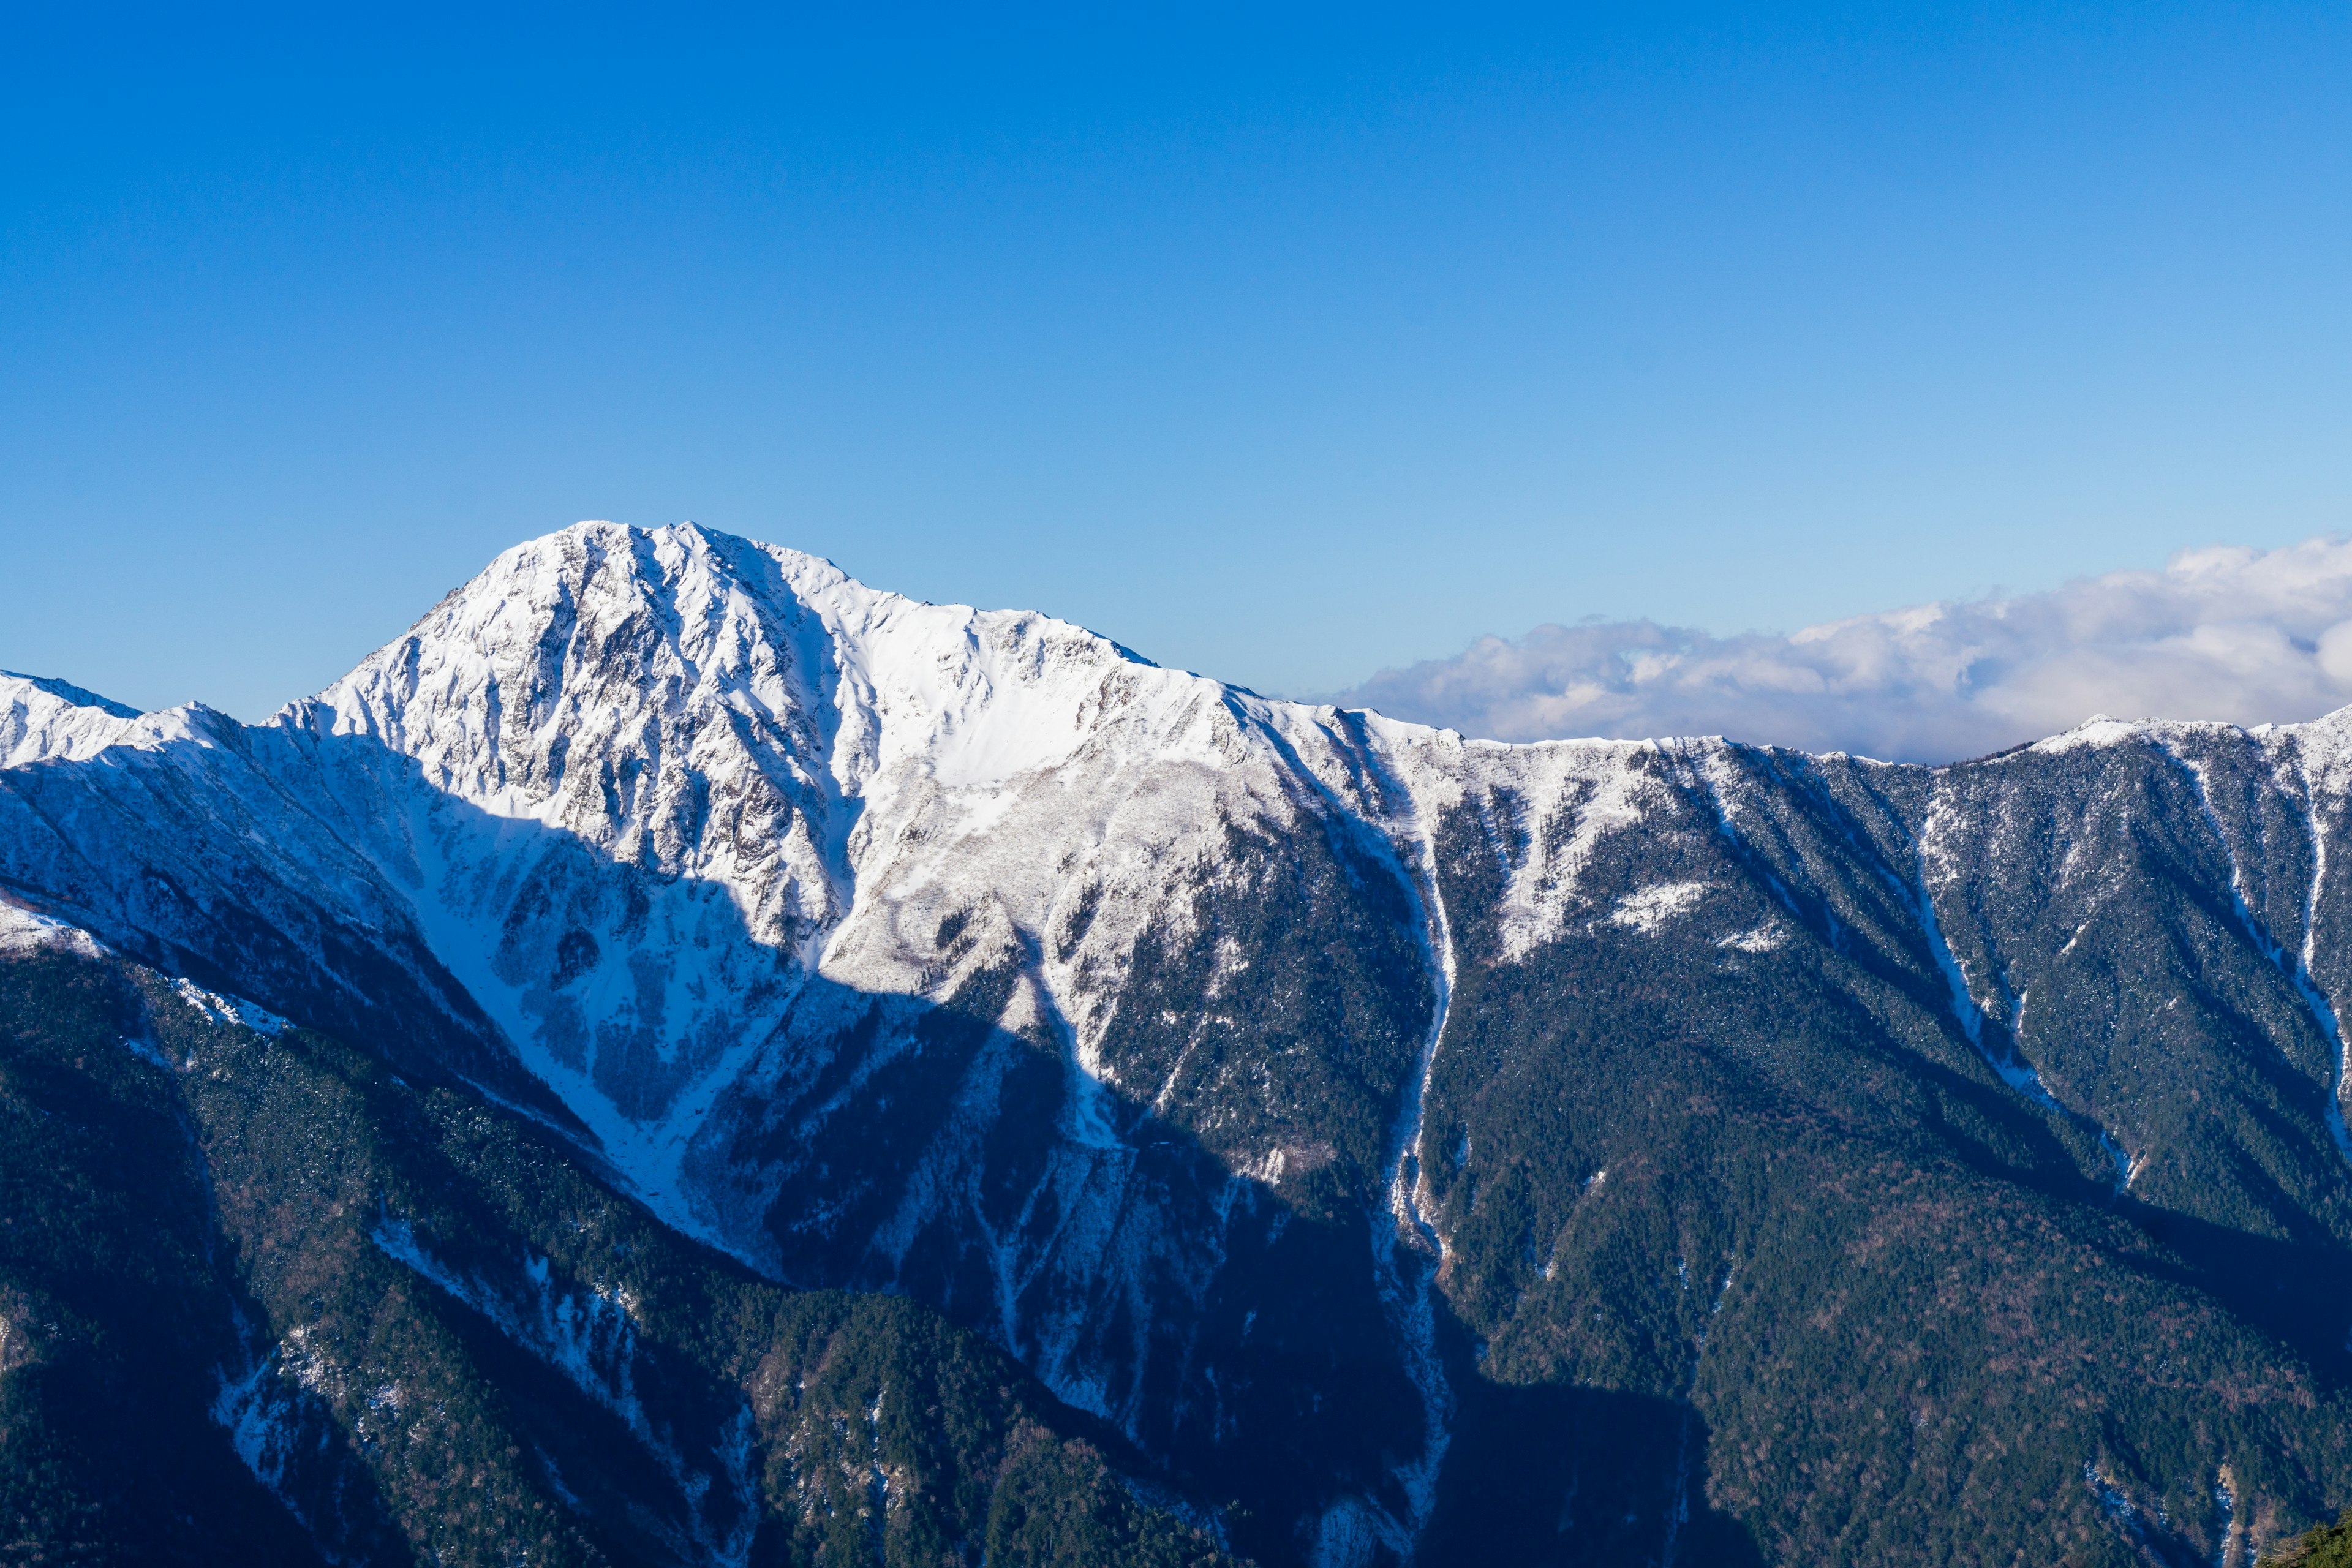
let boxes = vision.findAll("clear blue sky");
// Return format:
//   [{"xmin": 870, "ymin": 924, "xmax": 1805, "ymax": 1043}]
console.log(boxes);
[{"xmin": 4, "ymin": 2, "xmax": 2348, "ymax": 718}]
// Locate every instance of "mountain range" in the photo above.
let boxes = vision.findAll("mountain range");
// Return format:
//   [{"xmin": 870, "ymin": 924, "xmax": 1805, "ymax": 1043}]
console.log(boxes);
[{"xmin": 7, "ymin": 521, "xmax": 2352, "ymax": 1566}]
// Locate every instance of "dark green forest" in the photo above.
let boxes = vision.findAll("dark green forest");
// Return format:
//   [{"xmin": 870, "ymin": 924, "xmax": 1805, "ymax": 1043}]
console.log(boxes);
[
  {"xmin": 1403, "ymin": 760, "xmax": 2352, "ymax": 1567},
  {"xmin": 0, "ymin": 947, "xmax": 1237, "ymax": 1567},
  {"xmin": 2267, "ymin": 1510, "xmax": 2352, "ymax": 1566}
]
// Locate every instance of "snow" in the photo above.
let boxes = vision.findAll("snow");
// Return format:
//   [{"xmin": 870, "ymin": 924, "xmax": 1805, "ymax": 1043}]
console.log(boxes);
[
  {"xmin": 2157, "ymin": 742, "xmax": 2282, "ymax": 968},
  {"xmin": 372, "ymin": 1215, "xmax": 758, "ymax": 1568},
  {"xmin": 0, "ymin": 673, "xmax": 233, "ymax": 770},
  {"xmin": 2030, "ymin": 714, "xmax": 2162, "ymax": 755},
  {"xmin": 1914, "ymin": 812, "xmax": 2067, "ymax": 1111},
  {"xmin": 1311, "ymin": 1496, "xmax": 1397, "ymax": 1568},
  {"xmin": 1718, "ymin": 924, "xmax": 1787, "ymax": 953},
  {"xmin": 2098, "ymin": 1131, "xmax": 2138, "ymax": 1193},
  {"xmin": 212, "ymin": 1355, "xmax": 296, "ymax": 1491},
  {"xmin": 1610, "ymin": 881, "xmax": 1708, "ymax": 933},
  {"xmin": 2280, "ymin": 739, "xmax": 2352, "ymax": 1169},
  {"xmin": 211, "ymin": 1336, "xmax": 350, "ymax": 1553},
  {"xmin": 1913, "ymin": 842, "xmax": 1990, "ymax": 1053},
  {"xmin": 2214, "ymin": 1468, "xmax": 2244, "ymax": 1568},
  {"xmin": 0, "ymin": 900, "xmax": 108, "ymax": 959},
  {"xmin": 1363, "ymin": 753, "xmax": 1459, "ymax": 1556},
  {"xmin": 1480, "ymin": 741, "xmax": 1659, "ymax": 961},
  {"xmin": 173, "ymin": 977, "xmax": 290, "ymax": 1036},
  {"xmin": 0, "ymin": 673, "xmax": 146, "ymax": 767},
  {"xmin": 2162, "ymin": 735, "xmax": 2352, "ymax": 1170}
]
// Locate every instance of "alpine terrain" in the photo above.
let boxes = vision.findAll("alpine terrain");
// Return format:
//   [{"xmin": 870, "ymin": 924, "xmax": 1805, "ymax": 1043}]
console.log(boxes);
[{"xmin": 8, "ymin": 520, "xmax": 2352, "ymax": 1567}]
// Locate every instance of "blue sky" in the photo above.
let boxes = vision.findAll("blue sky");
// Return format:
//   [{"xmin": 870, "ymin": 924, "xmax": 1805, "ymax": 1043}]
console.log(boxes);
[{"xmin": 4, "ymin": 3, "xmax": 2350, "ymax": 720}]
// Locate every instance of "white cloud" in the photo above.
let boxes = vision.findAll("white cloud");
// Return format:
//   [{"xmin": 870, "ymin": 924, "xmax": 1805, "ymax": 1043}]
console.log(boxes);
[{"xmin": 1333, "ymin": 535, "xmax": 2352, "ymax": 763}]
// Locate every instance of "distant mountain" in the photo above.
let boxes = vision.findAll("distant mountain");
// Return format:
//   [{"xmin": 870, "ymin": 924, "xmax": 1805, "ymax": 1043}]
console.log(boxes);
[{"xmin": 7, "ymin": 521, "xmax": 2352, "ymax": 1566}]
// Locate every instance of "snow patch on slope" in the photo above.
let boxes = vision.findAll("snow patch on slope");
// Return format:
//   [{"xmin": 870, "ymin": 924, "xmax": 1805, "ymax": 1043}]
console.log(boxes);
[
  {"xmin": 1611, "ymin": 881, "xmax": 1708, "ymax": 933},
  {"xmin": 0, "ymin": 900, "xmax": 110, "ymax": 959},
  {"xmin": 1918, "ymin": 797, "xmax": 2066, "ymax": 1111},
  {"xmin": 1485, "ymin": 742, "xmax": 1660, "ymax": 960},
  {"xmin": 173, "ymin": 976, "xmax": 289, "ymax": 1036}
]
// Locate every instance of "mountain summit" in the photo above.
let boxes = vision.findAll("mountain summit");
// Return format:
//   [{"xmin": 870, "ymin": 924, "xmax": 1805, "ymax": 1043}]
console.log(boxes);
[{"xmin": 8, "ymin": 521, "xmax": 2352, "ymax": 1566}]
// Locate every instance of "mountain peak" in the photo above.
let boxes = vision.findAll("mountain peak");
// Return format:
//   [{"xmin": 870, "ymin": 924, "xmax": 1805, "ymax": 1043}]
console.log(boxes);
[
  {"xmin": 0, "ymin": 670, "xmax": 140, "ymax": 720},
  {"xmin": 2, "ymin": 670, "xmax": 153, "ymax": 767}
]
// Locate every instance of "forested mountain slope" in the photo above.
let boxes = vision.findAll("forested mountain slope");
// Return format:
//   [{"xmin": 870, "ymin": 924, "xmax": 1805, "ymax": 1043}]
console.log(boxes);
[
  {"xmin": 0, "ymin": 933, "xmax": 1237, "ymax": 1566},
  {"xmin": 7, "ymin": 521, "xmax": 2352, "ymax": 1565}
]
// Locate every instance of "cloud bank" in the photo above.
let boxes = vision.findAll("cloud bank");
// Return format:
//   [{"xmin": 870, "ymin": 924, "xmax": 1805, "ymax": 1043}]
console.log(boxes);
[{"xmin": 1335, "ymin": 536, "xmax": 2352, "ymax": 764}]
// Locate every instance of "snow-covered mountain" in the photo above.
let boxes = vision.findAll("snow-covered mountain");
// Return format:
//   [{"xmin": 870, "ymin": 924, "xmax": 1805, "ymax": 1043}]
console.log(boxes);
[{"xmin": 13, "ymin": 521, "xmax": 2352, "ymax": 1566}]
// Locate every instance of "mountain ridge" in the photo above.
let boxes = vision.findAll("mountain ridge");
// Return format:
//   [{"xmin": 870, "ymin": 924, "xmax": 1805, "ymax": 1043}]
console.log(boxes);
[{"xmin": 10, "ymin": 520, "xmax": 2352, "ymax": 1565}]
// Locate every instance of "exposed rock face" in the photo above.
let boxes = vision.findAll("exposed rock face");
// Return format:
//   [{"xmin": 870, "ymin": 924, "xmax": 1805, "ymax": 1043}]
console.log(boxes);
[{"xmin": 10, "ymin": 521, "xmax": 2352, "ymax": 1566}]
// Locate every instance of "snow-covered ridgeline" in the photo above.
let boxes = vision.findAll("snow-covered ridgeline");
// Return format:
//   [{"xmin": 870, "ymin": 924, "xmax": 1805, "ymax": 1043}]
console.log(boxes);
[
  {"xmin": 1, "ymin": 671, "xmax": 145, "ymax": 767},
  {"xmin": 23, "ymin": 532, "xmax": 2352, "ymax": 1196},
  {"xmin": 20, "ymin": 527, "xmax": 2352, "ymax": 1226}
]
